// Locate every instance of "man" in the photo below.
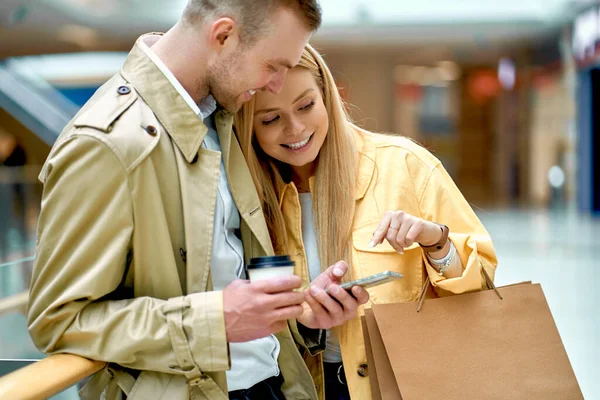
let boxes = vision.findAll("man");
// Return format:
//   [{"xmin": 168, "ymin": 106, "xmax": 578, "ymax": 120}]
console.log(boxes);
[{"xmin": 26, "ymin": 1, "xmax": 369, "ymax": 399}]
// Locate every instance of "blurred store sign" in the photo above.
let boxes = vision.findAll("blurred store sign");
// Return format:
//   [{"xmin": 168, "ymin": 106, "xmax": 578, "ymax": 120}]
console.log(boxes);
[
  {"xmin": 572, "ymin": 6, "xmax": 600, "ymax": 61},
  {"xmin": 467, "ymin": 70, "xmax": 502, "ymax": 104},
  {"xmin": 393, "ymin": 63, "xmax": 458, "ymax": 137}
]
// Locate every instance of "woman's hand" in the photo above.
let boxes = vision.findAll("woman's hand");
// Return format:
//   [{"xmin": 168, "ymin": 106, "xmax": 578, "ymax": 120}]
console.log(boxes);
[
  {"xmin": 297, "ymin": 261, "xmax": 369, "ymax": 330},
  {"xmin": 370, "ymin": 210, "xmax": 443, "ymax": 254}
]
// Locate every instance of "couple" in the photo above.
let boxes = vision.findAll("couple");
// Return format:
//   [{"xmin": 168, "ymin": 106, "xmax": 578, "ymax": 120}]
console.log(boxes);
[{"xmin": 26, "ymin": 1, "xmax": 498, "ymax": 400}]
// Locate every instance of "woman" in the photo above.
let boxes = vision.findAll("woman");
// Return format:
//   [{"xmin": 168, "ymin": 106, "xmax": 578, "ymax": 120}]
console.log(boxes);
[{"xmin": 235, "ymin": 44, "xmax": 498, "ymax": 399}]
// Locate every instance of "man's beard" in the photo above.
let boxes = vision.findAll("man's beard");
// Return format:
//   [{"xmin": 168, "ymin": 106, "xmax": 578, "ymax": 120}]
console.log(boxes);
[{"xmin": 205, "ymin": 56, "xmax": 244, "ymax": 114}]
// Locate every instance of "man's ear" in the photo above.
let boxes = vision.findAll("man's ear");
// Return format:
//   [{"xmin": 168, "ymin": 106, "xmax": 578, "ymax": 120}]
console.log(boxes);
[{"xmin": 208, "ymin": 17, "xmax": 240, "ymax": 53}]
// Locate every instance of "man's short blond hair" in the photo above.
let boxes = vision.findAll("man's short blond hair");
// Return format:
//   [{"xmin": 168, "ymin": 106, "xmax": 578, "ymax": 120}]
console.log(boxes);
[{"xmin": 181, "ymin": 0, "xmax": 321, "ymax": 45}]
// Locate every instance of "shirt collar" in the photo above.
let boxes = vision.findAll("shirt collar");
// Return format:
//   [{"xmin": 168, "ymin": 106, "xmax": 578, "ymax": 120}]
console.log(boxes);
[{"xmin": 139, "ymin": 34, "xmax": 217, "ymax": 120}]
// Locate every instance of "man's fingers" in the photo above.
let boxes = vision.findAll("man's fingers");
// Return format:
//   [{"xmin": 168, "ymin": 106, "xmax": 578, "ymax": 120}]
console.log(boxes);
[
  {"xmin": 309, "ymin": 285, "xmax": 344, "ymax": 316},
  {"xmin": 304, "ymin": 291, "xmax": 329, "ymax": 322},
  {"xmin": 350, "ymin": 285, "xmax": 370, "ymax": 305},
  {"xmin": 328, "ymin": 285, "xmax": 358, "ymax": 317},
  {"xmin": 253, "ymin": 275, "xmax": 302, "ymax": 293},
  {"xmin": 273, "ymin": 305, "xmax": 304, "ymax": 322},
  {"xmin": 268, "ymin": 291, "xmax": 305, "ymax": 308},
  {"xmin": 323, "ymin": 261, "xmax": 348, "ymax": 281}
]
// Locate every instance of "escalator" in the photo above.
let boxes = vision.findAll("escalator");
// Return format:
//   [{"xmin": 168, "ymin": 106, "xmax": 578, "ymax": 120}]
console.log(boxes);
[{"xmin": 0, "ymin": 58, "xmax": 79, "ymax": 145}]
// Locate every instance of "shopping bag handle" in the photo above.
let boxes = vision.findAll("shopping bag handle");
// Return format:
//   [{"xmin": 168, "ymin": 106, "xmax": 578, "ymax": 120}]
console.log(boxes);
[{"xmin": 416, "ymin": 261, "xmax": 502, "ymax": 312}]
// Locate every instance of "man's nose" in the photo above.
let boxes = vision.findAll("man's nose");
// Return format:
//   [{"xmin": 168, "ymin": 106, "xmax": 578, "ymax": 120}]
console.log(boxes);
[{"xmin": 266, "ymin": 70, "xmax": 287, "ymax": 94}]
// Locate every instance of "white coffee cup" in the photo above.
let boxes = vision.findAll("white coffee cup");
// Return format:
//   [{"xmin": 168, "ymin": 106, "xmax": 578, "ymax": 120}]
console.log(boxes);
[{"xmin": 246, "ymin": 255, "xmax": 295, "ymax": 282}]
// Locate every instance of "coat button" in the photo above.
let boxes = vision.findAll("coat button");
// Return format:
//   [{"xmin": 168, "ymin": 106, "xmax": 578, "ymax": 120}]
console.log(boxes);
[
  {"xmin": 145, "ymin": 125, "xmax": 157, "ymax": 136},
  {"xmin": 117, "ymin": 85, "xmax": 131, "ymax": 95},
  {"xmin": 357, "ymin": 364, "xmax": 368, "ymax": 377}
]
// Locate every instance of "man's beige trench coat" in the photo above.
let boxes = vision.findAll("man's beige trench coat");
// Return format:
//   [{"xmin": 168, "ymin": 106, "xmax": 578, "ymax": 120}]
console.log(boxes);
[{"xmin": 26, "ymin": 36, "xmax": 320, "ymax": 400}]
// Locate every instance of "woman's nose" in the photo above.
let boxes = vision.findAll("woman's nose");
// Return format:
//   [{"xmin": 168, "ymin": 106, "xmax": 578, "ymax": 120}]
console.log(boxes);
[{"xmin": 285, "ymin": 117, "xmax": 305, "ymax": 136}]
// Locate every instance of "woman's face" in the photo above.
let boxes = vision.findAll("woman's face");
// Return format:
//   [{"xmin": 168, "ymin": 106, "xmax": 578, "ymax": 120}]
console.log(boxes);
[{"xmin": 252, "ymin": 67, "xmax": 329, "ymax": 168}]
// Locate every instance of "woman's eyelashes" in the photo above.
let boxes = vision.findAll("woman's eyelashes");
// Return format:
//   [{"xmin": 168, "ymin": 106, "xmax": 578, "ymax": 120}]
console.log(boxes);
[
  {"xmin": 262, "ymin": 115, "xmax": 279, "ymax": 126},
  {"xmin": 299, "ymin": 100, "xmax": 315, "ymax": 111},
  {"xmin": 261, "ymin": 100, "xmax": 315, "ymax": 126}
]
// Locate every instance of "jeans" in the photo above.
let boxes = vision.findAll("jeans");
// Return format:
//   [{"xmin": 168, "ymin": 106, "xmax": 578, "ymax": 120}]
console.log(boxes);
[
  {"xmin": 324, "ymin": 362, "xmax": 351, "ymax": 400},
  {"xmin": 229, "ymin": 373, "xmax": 286, "ymax": 400}
]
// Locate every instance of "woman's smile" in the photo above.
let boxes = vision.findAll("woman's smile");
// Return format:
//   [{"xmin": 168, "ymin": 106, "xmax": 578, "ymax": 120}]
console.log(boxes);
[{"xmin": 281, "ymin": 133, "xmax": 314, "ymax": 152}]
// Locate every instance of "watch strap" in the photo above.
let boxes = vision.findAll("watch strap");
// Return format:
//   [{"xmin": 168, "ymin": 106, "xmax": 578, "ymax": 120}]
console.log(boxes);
[{"xmin": 419, "ymin": 223, "xmax": 449, "ymax": 252}]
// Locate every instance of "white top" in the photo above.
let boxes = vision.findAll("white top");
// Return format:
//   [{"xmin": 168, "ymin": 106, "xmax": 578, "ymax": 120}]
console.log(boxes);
[
  {"xmin": 140, "ymin": 35, "xmax": 280, "ymax": 391},
  {"xmin": 299, "ymin": 193, "xmax": 343, "ymax": 363}
]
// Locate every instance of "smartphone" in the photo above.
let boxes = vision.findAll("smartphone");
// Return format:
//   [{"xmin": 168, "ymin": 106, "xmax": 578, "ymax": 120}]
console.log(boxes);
[{"xmin": 326, "ymin": 271, "xmax": 403, "ymax": 294}]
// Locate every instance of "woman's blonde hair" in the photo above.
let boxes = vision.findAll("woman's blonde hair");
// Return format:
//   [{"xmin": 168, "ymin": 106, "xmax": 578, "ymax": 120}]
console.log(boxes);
[{"xmin": 235, "ymin": 44, "xmax": 358, "ymax": 271}]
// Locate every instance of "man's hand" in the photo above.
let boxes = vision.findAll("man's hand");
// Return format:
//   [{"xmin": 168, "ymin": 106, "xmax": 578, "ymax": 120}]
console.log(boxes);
[
  {"xmin": 223, "ymin": 276, "xmax": 304, "ymax": 342},
  {"xmin": 298, "ymin": 261, "xmax": 370, "ymax": 330}
]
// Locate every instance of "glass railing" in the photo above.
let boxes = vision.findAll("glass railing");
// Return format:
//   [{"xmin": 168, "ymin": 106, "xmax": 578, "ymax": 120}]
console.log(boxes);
[
  {"xmin": 0, "ymin": 255, "xmax": 102, "ymax": 399},
  {"xmin": 0, "ymin": 165, "xmax": 98, "ymax": 399}
]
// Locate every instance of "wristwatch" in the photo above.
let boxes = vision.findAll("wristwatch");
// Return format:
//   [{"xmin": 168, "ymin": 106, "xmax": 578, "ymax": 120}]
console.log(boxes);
[{"xmin": 419, "ymin": 223, "xmax": 449, "ymax": 253}]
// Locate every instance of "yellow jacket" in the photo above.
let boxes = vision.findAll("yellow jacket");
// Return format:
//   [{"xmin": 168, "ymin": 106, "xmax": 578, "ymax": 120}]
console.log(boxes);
[
  {"xmin": 27, "ymin": 34, "xmax": 319, "ymax": 400},
  {"xmin": 279, "ymin": 130, "xmax": 498, "ymax": 399}
]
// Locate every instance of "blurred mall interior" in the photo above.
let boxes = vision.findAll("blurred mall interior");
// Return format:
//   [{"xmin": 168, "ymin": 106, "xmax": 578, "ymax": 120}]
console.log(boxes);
[{"xmin": 0, "ymin": 1, "xmax": 599, "ymax": 399}]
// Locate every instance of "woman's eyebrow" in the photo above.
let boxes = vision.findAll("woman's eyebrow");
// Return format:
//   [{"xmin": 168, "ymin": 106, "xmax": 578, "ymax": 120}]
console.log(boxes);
[
  {"xmin": 292, "ymin": 88, "xmax": 314, "ymax": 104},
  {"xmin": 254, "ymin": 89, "xmax": 315, "ymax": 116}
]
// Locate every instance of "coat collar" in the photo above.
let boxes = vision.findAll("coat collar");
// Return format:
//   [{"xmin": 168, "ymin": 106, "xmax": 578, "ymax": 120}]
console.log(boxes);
[{"xmin": 121, "ymin": 34, "xmax": 225, "ymax": 163}]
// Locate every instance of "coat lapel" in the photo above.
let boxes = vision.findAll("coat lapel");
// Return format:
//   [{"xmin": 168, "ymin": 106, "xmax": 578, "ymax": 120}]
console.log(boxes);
[
  {"xmin": 217, "ymin": 111, "xmax": 274, "ymax": 256},
  {"xmin": 175, "ymin": 147, "xmax": 221, "ymax": 293}
]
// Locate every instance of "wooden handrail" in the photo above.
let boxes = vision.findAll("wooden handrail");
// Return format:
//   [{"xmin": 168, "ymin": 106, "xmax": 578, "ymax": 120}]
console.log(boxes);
[
  {"xmin": 0, "ymin": 292, "xmax": 106, "ymax": 398},
  {"xmin": 0, "ymin": 291, "xmax": 29, "ymax": 317},
  {"xmin": 0, "ymin": 354, "xmax": 106, "ymax": 400}
]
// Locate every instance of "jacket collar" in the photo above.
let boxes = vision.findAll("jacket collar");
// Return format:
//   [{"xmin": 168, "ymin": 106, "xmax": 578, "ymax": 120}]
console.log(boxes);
[
  {"xmin": 121, "ymin": 33, "xmax": 218, "ymax": 163},
  {"xmin": 354, "ymin": 129, "xmax": 376, "ymax": 200}
]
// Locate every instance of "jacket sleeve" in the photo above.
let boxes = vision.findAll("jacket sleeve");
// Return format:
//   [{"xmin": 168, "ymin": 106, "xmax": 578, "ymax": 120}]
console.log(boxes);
[
  {"xmin": 288, "ymin": 320, "xmax": 326, "ymax": 356},
  {"xmin": 27, "ymin": 133, "xmax": 230, "ymax": 374},
  {"xmin": 416, "ymin": 163, "xmax": 498, "ymax": 295}
]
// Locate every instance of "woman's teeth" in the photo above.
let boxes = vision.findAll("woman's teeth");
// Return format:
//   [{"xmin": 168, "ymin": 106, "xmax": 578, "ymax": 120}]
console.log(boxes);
[
  {"xmin": 283, "ymin": 135, "xmax": 311, "ymax": 150},
  {"xmin": 248, "ymin": 90, "xmax": 256, "ymax": 96}
]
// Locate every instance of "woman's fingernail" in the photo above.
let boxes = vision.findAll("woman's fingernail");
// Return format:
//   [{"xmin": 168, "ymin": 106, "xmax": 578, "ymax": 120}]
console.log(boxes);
[
  {"xmin": 310, "ymin": 286, "xmax": 320, "ymax": 295},
  {"xmin": 397, "ymin": 250, "xmax": 404, "ymax": 255},
  {"xmin": 330, "ymin": 285, "xmax": 340, "ymax": 294},
  {"xmin": 369, "ymin": 240, "xmax": 375, "ymax": 248},
  {"xmin": 333, "ymin": 267, "xmax": 345, "ymax": 277}
]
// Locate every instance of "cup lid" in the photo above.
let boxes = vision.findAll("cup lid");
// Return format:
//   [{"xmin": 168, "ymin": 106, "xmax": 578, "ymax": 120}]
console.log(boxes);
[{"xmin": 247, "ymin": 255, "xmax": 294, "ymax": 269}]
